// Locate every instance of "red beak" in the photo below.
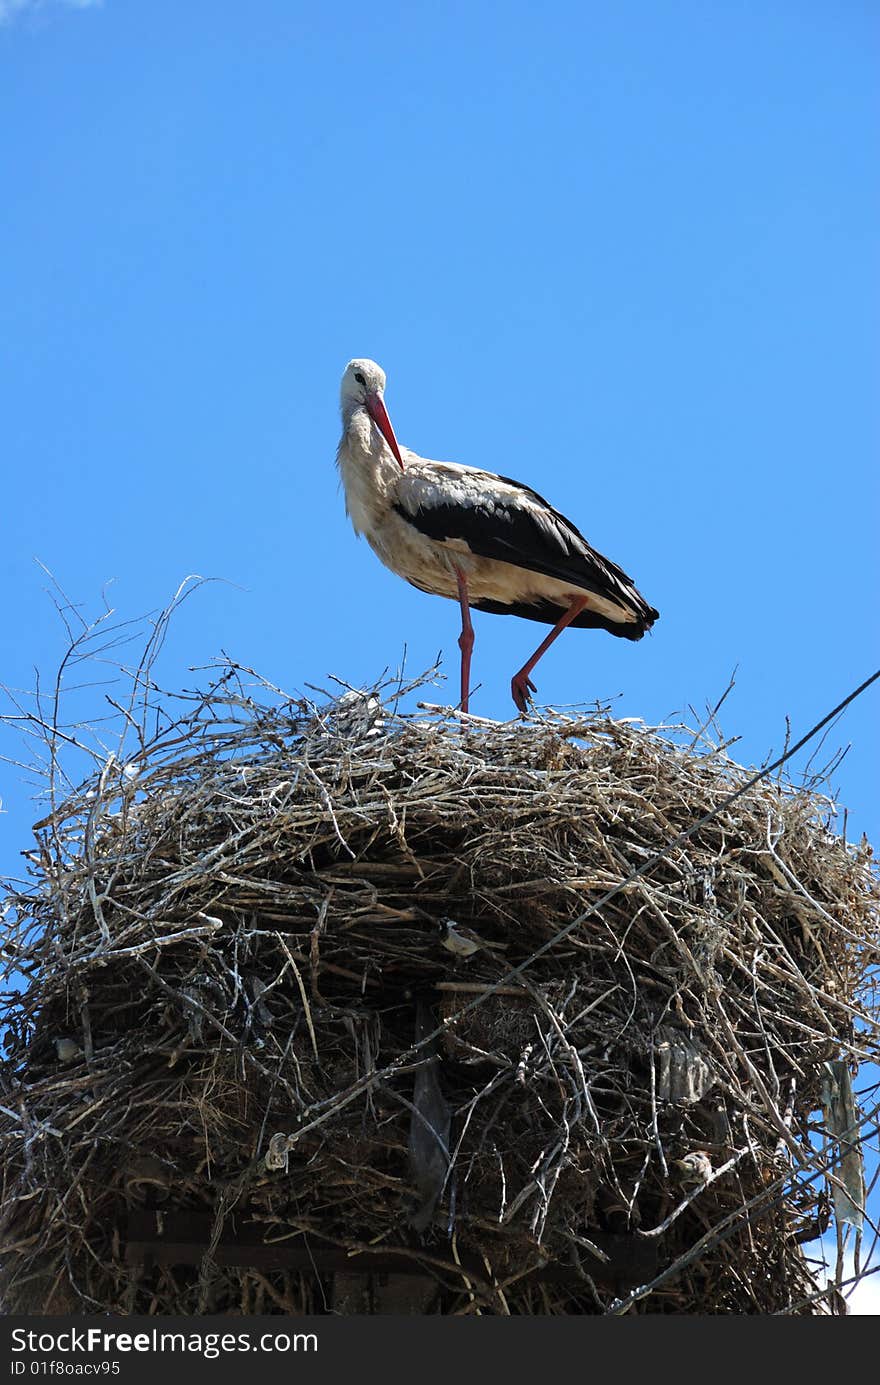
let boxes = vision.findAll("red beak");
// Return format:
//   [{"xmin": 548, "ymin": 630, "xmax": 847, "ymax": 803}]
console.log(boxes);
[{"xmin": 366, "ymin": 392, "xmax": 404, "ymax": 470}]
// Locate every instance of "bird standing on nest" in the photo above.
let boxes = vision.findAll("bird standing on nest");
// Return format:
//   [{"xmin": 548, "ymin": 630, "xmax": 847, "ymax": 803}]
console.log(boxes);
[
  {"xmin": 336, "ymin": 358, "xmax": 659, "ymax": 714},
  {"xmin": 438, "ymin": 918, "xmax": 508, "ymax": 960},
  {"xmin": 673, "ymin": 1151, "xmax": 713, "ymax": 1189}
]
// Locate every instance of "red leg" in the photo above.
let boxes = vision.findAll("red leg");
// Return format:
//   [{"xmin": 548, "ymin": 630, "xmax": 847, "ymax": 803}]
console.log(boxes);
[
  {"xmin": 511, "ymin": 596, "xmax": 588, "ymax": 714},
  {"xmin": 454, "ymin": 566, "xmax": 474, "ymax": 713}
]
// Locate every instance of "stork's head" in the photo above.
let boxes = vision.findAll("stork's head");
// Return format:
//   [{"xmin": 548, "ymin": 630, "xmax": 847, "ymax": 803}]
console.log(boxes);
[{"xmin": 340, "ymin": 358, "xmax": 404, "ymax": 469}]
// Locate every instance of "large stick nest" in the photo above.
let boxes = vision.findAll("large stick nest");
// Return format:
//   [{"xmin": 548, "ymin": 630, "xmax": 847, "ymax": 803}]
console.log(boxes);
[{"xmin": 1, "ymin": 662, "xmax": 878, "ymax": 1315}]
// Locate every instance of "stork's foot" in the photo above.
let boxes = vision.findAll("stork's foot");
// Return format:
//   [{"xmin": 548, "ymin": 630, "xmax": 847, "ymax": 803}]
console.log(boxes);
[{"xmin": 511, "ymin": 672, "xmax": 537, "ymax": 715}]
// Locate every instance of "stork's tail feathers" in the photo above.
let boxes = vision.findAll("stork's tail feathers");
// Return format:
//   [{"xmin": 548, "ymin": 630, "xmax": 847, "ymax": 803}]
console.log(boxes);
[
  {"xmin": 473, "ymin": 595, "xmax": 659, "ymax": 638},
  {"xmin": 561, "ymin": 598, "xmax": 658, "ymax": 639}
]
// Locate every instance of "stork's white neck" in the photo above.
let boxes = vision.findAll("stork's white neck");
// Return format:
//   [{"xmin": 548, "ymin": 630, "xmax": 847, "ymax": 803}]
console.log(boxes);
[
  {"xmin": 340, "ymin": 401, "xmax": 378, "ymax": 455},
  {"xmin": 339, "ymin": 393, "xmax": 365, "ymax": 431},
  {"xmin": 336, "ymin": 404, "xmax": 404, "ymax": 536}
]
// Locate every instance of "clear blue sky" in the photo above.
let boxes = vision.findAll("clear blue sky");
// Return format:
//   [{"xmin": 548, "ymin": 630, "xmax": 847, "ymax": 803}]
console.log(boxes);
[
  {"xmin": 1, "ymin": 0, "xmax": 878, "ymax": 1302},
  {"xmin": 3, "ymin": 1, "xmax": 877, "ymax": 835},
  {"xmin": 2, "ymin": 0, "xmax": 877, "ymax": 829}
]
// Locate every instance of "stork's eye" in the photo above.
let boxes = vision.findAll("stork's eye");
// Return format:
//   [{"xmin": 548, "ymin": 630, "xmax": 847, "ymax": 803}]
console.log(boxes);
[{"xmin": 354, "ymin": 372, "xmax": 366, "ymax": 386}]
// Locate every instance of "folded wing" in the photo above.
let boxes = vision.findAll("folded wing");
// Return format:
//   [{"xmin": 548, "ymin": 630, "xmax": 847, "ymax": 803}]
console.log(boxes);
[{"xmin": 394, "ymin": 461, "xmax": 659, "ymax": 632}]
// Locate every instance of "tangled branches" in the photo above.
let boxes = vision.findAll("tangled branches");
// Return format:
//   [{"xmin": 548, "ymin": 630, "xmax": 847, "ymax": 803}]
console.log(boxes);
[{"xmin": 1, "ymin": 627, "xmax": 878, "ymax": 1313}]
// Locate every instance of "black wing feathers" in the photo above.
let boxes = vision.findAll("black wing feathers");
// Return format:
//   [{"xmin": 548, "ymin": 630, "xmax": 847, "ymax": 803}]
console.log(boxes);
[
  {"xmin": 469, "ymin": 596, "xmax": 648, "ymax": 637},
  {"xmin": 394, "ymin": 472, "xmax": 658, "ymax": 628}
]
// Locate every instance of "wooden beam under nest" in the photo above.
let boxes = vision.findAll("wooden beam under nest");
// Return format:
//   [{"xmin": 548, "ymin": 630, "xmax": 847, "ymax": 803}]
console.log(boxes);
[{"xmin": 124, "ymin": 1211, "xmax": 657, "ymax": 1293}]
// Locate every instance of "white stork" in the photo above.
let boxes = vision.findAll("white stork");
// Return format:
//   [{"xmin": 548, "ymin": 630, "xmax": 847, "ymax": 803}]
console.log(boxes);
[{"xmin": 336, "ymin": 358, "xmax": 659, "ymax": 714}]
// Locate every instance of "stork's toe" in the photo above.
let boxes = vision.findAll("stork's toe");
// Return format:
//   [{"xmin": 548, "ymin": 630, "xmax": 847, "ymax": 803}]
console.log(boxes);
[{"xmin": 510, "ymin": 673, "xmax": 536, "ymax": 715}]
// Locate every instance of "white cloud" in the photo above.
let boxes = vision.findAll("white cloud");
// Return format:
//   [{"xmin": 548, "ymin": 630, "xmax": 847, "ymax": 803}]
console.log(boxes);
[
  {"xmin": 815, "ymin": 1239, "xmax": 880, "ymax": 1316},
  {"xmin": 0, "ymin": 0, "xmax": 103, "ymax": 24},
  {"xmin": 846, "ymin": 1271, "xmax": 880, "ymax": 1316}
]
